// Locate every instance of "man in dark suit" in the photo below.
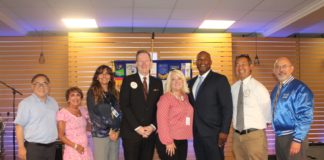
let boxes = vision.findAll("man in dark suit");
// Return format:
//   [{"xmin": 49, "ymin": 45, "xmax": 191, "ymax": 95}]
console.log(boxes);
[
  {"xmin": 188, "ymin": 51, "xmax": 233, "ymax": 160},
  {"xmin": 120, "ymin": 50, "xmax": 163, "ymax": 160}
]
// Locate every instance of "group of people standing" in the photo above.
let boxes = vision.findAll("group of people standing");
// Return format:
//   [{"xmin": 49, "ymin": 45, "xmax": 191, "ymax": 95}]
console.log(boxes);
[{"xmin": 14, "ymin": 49, "xmax": 313, "ymax": 160}]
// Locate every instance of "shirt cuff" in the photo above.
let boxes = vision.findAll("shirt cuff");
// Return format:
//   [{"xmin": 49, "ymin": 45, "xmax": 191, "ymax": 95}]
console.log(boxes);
[
  {"xmin": 134, "ymin": 126, "xmax": 142, "ymax": 131},
  {"xmin": 293, "ymin": 138, "xmax": 302, "ymax": 143},
  {"xmin": 150, "ymin": 124, "xmax": 156, "ymax": 131}
]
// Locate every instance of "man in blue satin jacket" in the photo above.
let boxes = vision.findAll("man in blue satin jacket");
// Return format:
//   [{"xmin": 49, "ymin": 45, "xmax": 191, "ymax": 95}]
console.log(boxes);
[{"xmin": 271, "ymin": 57, "xmax": 313, "ymax": 160}]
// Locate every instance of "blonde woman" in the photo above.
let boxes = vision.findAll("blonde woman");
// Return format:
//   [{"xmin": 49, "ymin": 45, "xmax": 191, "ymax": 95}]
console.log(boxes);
[{"xmin": 156, "ymin": 69, "xmax": 193, "ymax": 160}]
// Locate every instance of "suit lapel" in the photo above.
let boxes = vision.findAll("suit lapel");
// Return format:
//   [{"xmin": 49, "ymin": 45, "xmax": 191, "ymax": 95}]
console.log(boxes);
[
  {"xmin": 189, "ymin": 77, "xmax": 197, "ymax": 102},
  {"xmin": 196, "ymin": 71, "xmax": 212, "ymax": 99},
  {"xmin": 146, "ymin": 76, "xmax": 155, "ymax": 104}
]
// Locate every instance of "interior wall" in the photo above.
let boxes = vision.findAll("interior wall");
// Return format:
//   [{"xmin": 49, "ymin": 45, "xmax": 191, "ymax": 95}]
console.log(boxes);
[
  {"xmin": 0, "ymin": 36, "xmax": 68, "ymax": 159},
  {"xmin": 0, "ymin": 34, "xmax": 323, "ymax": 160}
]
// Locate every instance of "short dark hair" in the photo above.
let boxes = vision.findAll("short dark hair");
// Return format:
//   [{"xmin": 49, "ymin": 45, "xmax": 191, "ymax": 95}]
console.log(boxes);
[
  {"xmin": 65, "ymin": 86, "xmax": 84, "ymax": 101},
  {"xmin": 235, "ymin": 54, "xmax": 252, "ymax": 65},
  {"xmin": 136, "ymin": 50, "xmax": 151, "ymax": 61},
  {"xmin": 31, "ymin": 74, "xmax": 50, "ymax": 83}
]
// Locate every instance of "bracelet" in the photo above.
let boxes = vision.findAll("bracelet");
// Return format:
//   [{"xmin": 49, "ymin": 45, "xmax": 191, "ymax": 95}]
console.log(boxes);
[{"xmin": 74, "ymin": 143, "xmax": 78, "ymax": 149}]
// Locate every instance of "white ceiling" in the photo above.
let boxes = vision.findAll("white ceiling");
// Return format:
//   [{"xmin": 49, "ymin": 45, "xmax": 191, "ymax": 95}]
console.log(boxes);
[{"xmin": 0, "ymin": 0, "xmax": 323, "ymax": 37}]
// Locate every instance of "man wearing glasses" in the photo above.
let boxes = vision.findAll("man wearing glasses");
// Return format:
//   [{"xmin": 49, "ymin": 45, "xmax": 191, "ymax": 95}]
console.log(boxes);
[
  {"xmin": 15, "ymin": 74, "xmax": 59, "ymax": 160},
  {"xmin": 272, "ymin": 57, "xmax": 313, "ymax": 160}
]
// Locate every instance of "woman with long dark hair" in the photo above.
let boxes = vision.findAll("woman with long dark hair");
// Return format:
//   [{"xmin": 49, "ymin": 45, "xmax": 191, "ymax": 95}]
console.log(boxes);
[{"xmin": 87, "ymin": 65, "xmax": 122, "ymax": 160}]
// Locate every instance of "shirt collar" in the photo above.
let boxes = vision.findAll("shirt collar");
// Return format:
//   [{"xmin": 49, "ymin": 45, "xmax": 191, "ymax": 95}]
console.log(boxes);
[
  {"xmin": 138, "ymin": 73, "xmax": 149, "ymax": 81},
  {"xmin": 32, "ymin": 93, "xmax": 48, "ymax": 103},
  {"xmin": 199, "ymin": 69, "xmax": 211, "ymax": 79},
  {"xmin": 240, "ymin": 75, "xmax": 252, "ymax": 85},
  {"xmin": 282, "ymin": 76, "xmax": 294, "ymax": 86}
]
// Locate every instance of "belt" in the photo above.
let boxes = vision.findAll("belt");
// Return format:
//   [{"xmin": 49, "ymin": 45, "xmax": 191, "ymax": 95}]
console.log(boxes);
[
  {"xmin": 25, "ymin": 141, "xmax": 56, "ymax": 147},
  {"xmin": 235, "ymin": 128, "xmax": 258, "ymax": 135}
]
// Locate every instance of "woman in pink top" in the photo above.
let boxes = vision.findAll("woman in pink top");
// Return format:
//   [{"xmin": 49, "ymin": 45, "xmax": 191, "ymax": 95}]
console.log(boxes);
[
  {"xmin": 57, "ymin": 87, "xmax": 93, "ymax": 160},
  {"xmin": 156, "ymin": 69, "xmax": 194, "ymax": 160}
]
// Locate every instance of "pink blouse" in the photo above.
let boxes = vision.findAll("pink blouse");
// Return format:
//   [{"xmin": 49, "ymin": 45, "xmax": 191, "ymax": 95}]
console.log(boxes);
[{"xmin": 157, "ymin": 92, "xmax": 193, "ymax": 145}]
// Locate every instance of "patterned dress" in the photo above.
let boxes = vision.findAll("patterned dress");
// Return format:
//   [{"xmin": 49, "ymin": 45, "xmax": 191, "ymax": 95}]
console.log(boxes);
[{"xmin": 57, "ymin": 107, "xmax": 93, "ymax": 160}]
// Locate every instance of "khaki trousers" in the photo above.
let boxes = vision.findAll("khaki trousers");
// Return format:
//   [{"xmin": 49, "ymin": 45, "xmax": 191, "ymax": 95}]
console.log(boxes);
[{"xmin": 233, "ymin": 129, "xmax": 268, "ymax": 160}]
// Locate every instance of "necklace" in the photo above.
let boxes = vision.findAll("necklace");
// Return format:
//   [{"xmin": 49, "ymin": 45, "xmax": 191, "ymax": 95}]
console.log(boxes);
[{"xmin": 172, "ymin": 92, "xmax": 184, "ymax": 101}]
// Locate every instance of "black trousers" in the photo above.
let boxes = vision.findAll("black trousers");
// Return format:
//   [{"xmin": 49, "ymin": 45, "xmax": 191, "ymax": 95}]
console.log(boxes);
[
  {"xmin": 193, "ymin": 134, "xmax": 224, "ymax": 160},
  {"xmin": 24, "ymin": 141, "xmax": 56, "ymax": 160},
  {"xmin": 156, "ymin": 137, "xmax": 188, "ymax": 160},
  {"xmin": 122, "ymin": 134, "xmax": 156, "ymax": 160}
]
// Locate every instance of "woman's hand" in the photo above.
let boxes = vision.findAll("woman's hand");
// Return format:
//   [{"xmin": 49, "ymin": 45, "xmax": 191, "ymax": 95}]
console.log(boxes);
[
  {"xmin": 109, "ymin": 130, "xmax": 119, "ymax": 141},
  {"xmin": 166, "ymin": 142, "xmax": 176, "ymax": 156},
  {"xmin": 75, "ymin": 144, "xmax": 85, "ymax": 154}
]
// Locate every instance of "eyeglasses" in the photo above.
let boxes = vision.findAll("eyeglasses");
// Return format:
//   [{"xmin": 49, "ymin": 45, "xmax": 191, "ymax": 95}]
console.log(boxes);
[
  {"xmin": 33, "ymin": 82, "xmax": 49, "ymax": 88},
  {"xmin": 274, "ymin": 65, "xmax": 291, "ymax": 70}
]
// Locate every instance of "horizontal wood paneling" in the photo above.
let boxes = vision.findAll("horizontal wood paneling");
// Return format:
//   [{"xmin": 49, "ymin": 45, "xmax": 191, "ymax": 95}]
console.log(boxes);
[
  {"xmin": 68, "ymin": 32, "xmax": 233, "ymax": 160},
  {"xmin": 0, "ymin": 36, "xmax": 68, "ymax": 159}
]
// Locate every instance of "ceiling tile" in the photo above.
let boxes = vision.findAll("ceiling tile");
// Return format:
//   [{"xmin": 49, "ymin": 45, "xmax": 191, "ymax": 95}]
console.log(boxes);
[
  {"xmin": 215, "ymin": 0, "xmax": 262, "ymax": 10},
  {"xmin": 2, "ymin": 0, "xmax": 49, "ymax": 8},
  {"xmin": 134, "ymin": 0, "xmax": 176, "ymax": 8},
  {"xmin": 255, "ymin": 0, "xmax": 305, "ymax": 11},
  {"xmin": 207, "ymin": 9, "xmax": 249, "ymax": 20},
  {"xmin": 175, "ymin": 0, "xmax": 219, "ymax": 9},
  {"xmin": 170, "ymin": 9, "xmax": 209, "ymax": 20},
  {"xmin": 91, "ymin": 0, "xmax": 133, "ymax": 8},
  {"xmin": 166, "ymin": 19, "xmax": 201, "ymax": 28},
  {"xmin": 133, "ymin": 18, "xmax": 168, "ymax": 27},
  {"xmin": 240, "ymin": 10, "xmax": 284, "ymax": 22},
  {"xmin": 134, "ymin": 8, "xmax": 172, "ymax": 19}
]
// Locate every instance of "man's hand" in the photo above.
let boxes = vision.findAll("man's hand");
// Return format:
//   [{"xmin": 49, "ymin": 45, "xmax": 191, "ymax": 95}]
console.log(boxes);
[
  {"xmin": 135, "ymin": 126, "xmax": 147, "ymax": 137},
  {"xmin": 290, "ymin": 141, "xmax": 301, "ymax": 156},
  {"xmin": 166, "ymin": 142, "xmax": 176, "ymax": 156},
  {"xmin": 18, "ymin": 146, "xmax": 27, "ymax": 160},
  {"xmin": 218, "ymin": 132, "xmax": 228, "ymax": 147},
  {"xmin": 143, "ymin": 125, "xmax": 154, "ymax": 137}
]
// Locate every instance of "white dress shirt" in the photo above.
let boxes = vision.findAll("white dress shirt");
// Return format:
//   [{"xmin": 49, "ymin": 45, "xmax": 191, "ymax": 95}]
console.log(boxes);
[
  {"xmin": 193, "ymin": 70, "xmax": 210, "ymax": 99},
  {"xmin": 231, "ymin": 75, "xmax": 272, "ymax": 130}
]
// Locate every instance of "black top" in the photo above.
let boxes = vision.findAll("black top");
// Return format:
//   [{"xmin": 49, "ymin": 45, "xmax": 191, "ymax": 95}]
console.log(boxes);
[{"xmin": 87, "ymin": 90, "xmax": 122, "ymax": 138}]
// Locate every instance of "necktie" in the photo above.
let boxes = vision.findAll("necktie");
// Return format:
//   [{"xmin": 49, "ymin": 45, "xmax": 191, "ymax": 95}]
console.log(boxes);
[
  {"xmin": 273, "ymin": 83, "xmax": 282, "ymax": 113},
  {"xmin": 236, "ymin": 81, "xmax": 244, "ymax": 131},
  {"xmin": 195, "ymin": 76, "xmax": 203, "ymax": 100},
  {"xmin": 143, "ymin": 77, "xmax": 148, "ymax": 100}
]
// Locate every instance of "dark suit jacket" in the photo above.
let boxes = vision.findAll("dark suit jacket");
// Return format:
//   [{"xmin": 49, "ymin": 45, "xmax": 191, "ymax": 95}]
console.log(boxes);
[
  {"xmin": 188, "ymin": 70, "xmax": 233, "ymax": 137},
  {"xmin": 120, "ymin": 73, "xmax": 163, "ymax": 140}
]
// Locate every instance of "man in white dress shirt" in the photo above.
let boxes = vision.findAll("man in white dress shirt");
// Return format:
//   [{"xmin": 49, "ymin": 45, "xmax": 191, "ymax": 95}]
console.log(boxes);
[{"xmin": 231, "ymin": 54, "xmax": 272, "ymax": 160}]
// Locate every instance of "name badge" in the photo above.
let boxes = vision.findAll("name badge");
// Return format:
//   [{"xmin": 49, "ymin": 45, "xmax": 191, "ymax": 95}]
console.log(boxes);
[
  {"xmin": 186, "ymin": 117, "xmax": 190, "ymax": 126},
  {"xmin": 111, "ymin": 108, "xmax": 119, "ymax": 118},
  {"xmin": 282, "ymin": 93, "xmax": 289, "ymax": 99}
]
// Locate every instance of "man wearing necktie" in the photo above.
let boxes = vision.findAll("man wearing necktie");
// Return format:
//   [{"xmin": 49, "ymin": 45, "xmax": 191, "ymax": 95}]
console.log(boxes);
[
  {"xmin": 231, "ymin": 54, "xmax": 271, "ymax": 160},
  {"xmin": 120, "ymin": 50, "xmax": 163, "ymax": 160},
  {"xmin": 271, "ymin": 57, "xmax": 314, "ymax": 160},
  {"xmin": 188, "ymin": 51, "xmax": 233, "ymax": 160}
]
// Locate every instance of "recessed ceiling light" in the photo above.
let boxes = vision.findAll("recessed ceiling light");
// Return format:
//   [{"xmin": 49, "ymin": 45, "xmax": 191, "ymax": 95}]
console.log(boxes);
[
  {"xmin": 199, "ymin": 20, "xmax": 235, "ymax": 29},
  {"xmin": 62, "ymin": 19, "xmax": 98, "ymax": 28}
]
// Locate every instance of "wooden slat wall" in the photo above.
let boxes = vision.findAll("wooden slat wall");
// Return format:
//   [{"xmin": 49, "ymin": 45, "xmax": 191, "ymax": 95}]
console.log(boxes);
[
  {"xmin": 0, "ymin": 36, "xmax": 68, "ymax": 159},
  {"xmin": 299, "ymin": 38, "xmax": 324, "ymax": 143},
  {"xmin": 68, "ymin": 32, "xmax": 233, "ymax": 160},
  {"xmin": 1, "ymin": 34, "xmax": 322, "ymax": 160},
  {"xmin": 233, "ymin": 37, "xmax": 324, "ymax": 155}
]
